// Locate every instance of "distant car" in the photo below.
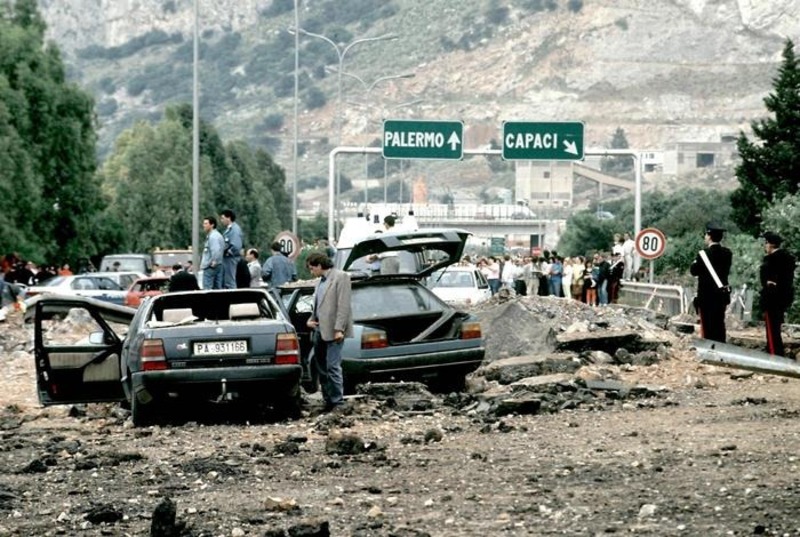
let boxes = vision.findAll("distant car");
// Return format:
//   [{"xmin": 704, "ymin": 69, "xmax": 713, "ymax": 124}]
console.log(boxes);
[
  {"xmin": 595, "ymin": 210, "xmax": 615, "ymax": 220},
  {"xmin": 94, "ymin": 271, "xmax": 146, "ymax": 290},
  {"xmin": 27, "ymin": 289, "xmax": 302, "ymax": 426},
  {"xmin": 151, "ymin": 249, "xmax": 192, "ymax": 273},
  {"xmin": 425, "ymin": 266, "xmax": 492, "ymax": 307},
  {"xmin": 125, "ymin": 276, "xmax": 170, "ymax": 308},
  {"xmin": 99, "ymin": 254, "xmax": 153, "ymax": 275},
  {"xmin": 24, "ymin": 274, "xmax": 130, "ymax": 305},
  {"xmin": 279, "ymin": 228, "xmax": 485, "ymax": 394}
]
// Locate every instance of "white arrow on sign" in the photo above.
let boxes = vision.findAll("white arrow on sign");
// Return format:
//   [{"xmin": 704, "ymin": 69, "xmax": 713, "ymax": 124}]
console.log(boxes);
[
  {"xmin": 563, "ymin": 140, "xmax": 578, "ymax": 155},
  {"xmin": 447, "ymin": 131, "xmax": 461, "ymax": 151}
]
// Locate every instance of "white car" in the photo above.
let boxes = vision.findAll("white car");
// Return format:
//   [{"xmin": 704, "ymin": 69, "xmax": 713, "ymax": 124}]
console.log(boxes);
[
  {"xmin": 24, "ymin": 273, "xmax": 140, "ymax": 306},
  {"xmin": 426, "ymin": 266, "xmax": 492, "ymax": 307}
]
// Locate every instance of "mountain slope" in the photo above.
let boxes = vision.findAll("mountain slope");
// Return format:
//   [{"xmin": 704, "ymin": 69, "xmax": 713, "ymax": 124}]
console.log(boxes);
[{"xmin": 37, "ymin": 0, "xmax": 797, "ymax": 200}]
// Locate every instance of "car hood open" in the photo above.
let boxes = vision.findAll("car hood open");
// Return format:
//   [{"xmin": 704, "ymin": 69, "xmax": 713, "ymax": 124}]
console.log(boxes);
[{"xmin": 342, "ymin": 228, "xmax": 470, "ymax": 278}]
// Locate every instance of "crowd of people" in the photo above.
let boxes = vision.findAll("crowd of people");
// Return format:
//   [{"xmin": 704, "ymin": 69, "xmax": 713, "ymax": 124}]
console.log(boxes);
[
  {"xmin": 461, "ymin": 235, "xmax": 633, "ymax": 307},
  {"xmin": 3, "ymin": 216, "xmax": 797, "ymax": 363}
]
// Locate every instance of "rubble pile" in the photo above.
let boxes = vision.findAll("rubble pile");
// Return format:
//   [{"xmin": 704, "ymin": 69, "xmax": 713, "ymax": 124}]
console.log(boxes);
[{"xmin": 459, "ymin": 295, "xmax": 692, "ymax": 415}]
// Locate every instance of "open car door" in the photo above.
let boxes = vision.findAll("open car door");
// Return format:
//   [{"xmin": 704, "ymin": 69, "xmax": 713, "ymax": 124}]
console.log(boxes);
[
  {"xmin": 272, "ymin": 284, "xmax": 317, "ymax": 392},
  {"xmin": 29, "ymin": 295, "xmax": 135, "ymax": 405}
]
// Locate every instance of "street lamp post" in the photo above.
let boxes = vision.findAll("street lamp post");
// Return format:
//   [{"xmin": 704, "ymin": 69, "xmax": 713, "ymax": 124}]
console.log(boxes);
[
  {"xmin": 191, "ymin": 0, "xmax": 200, "ymax": 274},
  {"xmin": 348, "ymin": 96, "xmax": 422, "ymax": 204},
  {"xmin": 291, "ymin": 0, "xmax": 299, "ymax": 236},
  {"xmin": 332, "ymin": 70, "xmax": 415, "ymax": 204},
  {"xmin": 287, "ymin": 27, "xmax": 398, "ymax": 234}
]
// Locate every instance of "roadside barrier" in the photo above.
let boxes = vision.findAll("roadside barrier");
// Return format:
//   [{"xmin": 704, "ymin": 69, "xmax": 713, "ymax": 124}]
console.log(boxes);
[
  {"xmin": 617, "ymin": 281, "xmax": 689, "ymax": 315},
  {"xmin": 618, "ymin": 281, "xmax": 754, "ymax": 320}
]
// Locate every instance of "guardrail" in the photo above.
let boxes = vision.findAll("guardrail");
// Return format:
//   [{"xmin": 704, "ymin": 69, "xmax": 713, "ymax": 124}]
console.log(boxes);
[
  {"xmin": 618, "ymin": 282, "xmax": 755, "ymax": 320},
  {"xmin": 618, "ymin": 281, "xmax": 689, "ymax": 315}
]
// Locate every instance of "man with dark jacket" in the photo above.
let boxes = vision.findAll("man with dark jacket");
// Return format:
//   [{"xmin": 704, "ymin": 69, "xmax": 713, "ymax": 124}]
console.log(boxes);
[
  {"xmin": 759, "ymin": 231, "xmax": 796, "ymax": 357},
  {"xmin": 690, "ymin": 222, "xmax": 733, "ymax": 343}
]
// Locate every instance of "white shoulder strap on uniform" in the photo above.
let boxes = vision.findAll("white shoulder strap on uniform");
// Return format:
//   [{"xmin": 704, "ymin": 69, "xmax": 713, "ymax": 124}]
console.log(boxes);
[{"xmin": 698, "ymin": 250, "xmax": 724, "ymax": 289}]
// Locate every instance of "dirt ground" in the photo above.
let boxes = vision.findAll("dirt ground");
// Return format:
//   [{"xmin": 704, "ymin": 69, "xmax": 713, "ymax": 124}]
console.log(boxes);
[{"xmin": 3, "ymin": 297, "xmax": 800, "ymax": 537}]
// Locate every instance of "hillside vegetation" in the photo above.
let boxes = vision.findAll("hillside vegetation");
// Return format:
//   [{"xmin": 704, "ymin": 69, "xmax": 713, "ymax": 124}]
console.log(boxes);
[{"xmin": 39, "ymin": 0, "xmax": 795, "ymax": 180}]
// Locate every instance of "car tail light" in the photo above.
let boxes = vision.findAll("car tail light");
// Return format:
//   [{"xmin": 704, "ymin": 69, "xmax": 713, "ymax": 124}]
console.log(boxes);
[
  {"xmin": 141, "ymin": 339, "xmax": 168, "ymax": 371},
  {"xmin": 460, "ymin": 321, "xmax": 482, "ymax": 340},
  {"xmin": 275, "ymin": 333, "xmax": 299, "ymax": 364},
  {"xmin": 361, "ymin": 330, "xmax": 388, "ymax": 349}
]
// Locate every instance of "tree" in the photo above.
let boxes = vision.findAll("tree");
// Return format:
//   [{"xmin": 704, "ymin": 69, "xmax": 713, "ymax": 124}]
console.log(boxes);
[
  {"xmin": 100, "ymin": 104, "xmax": 288, "ymax": 256},
  {"xmin": 600, "ymin": 127, "xmax": 633, "ymax": 174},
  {"xmin": 0, "ymin": 0, "xmax": 102, "ymax": 264},
  {"xmin": 556, "ymin": 211, "xmax": 620, "ymax": 257},
  {"xmin": 255, "ymin": 148, "xmax": 292, "ymax": 230},
  {"xmin": 731, "ymin": 39, "xmax": 800, "ymax": 236}
]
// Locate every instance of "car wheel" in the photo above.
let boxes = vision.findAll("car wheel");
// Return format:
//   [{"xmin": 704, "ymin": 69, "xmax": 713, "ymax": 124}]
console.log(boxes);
[
  {"xmin": 430, "ymin": 373, "xmax": 467, "ymax": 394},
  {"xmin": 301, "ymin": 352, "xmax": 319, "ymax": 394},
  {"xmin": 274, "ymin": 384, "xmax": 302, "ymax": 421},
  {"xmin": 130, "ymin": 393, "xmax": 154, "ymax": 427},
  {"xmin": 343, "ymin": 376, "xmax": 360, "ymax": 396}
]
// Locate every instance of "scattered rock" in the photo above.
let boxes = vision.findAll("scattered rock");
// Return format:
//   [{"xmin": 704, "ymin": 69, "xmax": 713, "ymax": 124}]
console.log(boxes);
[{"xmin": 84, "ymin": 503, "xmax": 123, "ymax": 525}]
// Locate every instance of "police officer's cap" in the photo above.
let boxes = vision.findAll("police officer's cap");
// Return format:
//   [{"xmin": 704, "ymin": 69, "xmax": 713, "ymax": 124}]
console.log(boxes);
[
  {"xmin": 762, "ymin": 231, "xmax": 783, "ymax": 246},
  {"xmin": 705, "ymin": 222, "xmax": 726, "ymax": 233}
]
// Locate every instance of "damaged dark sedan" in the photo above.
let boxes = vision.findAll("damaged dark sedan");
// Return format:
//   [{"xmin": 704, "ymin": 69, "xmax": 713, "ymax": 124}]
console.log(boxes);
[
  {"xmin": 280, "ymin": 228, "xmax": 486, "ymax": 393},
  {"xmin": 27, "ymin": 288, "xmax": 302, "ymax": 426}
]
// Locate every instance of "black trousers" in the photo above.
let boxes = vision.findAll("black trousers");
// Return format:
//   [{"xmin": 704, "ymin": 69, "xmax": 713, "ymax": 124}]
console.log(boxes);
[
  {"xmin": 764, "ymin": 309, "xmax": 785, "ymax": 357},
  {"xmin": 698, "ymin": 301, "xmax": 727, "ymax": 343},
  {"xmin": 514, "ymin": 280, "xmax": 527, "ymax": 296}
]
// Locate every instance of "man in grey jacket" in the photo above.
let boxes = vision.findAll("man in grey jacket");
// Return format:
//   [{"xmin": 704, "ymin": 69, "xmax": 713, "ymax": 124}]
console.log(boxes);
[{"xmin": 306, "ymin": 252, "xmax": 353, "ymax": 411}]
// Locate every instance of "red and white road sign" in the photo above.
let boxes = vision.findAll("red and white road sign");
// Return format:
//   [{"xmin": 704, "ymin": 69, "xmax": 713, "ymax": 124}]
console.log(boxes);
[
  {"xmin": 274, "ymin": 230, "xmax": 301, "ymax": 260},
  {"xmin": 635, "ymin": 228, "xmax": 667, "ymax": 260}
]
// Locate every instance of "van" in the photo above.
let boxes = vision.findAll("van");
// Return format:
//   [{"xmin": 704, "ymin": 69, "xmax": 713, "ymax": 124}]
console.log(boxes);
[
  {"xmin": 152, "ymin": 248, "xmax": 193, "ymax": 270},
  {"xmin": 99, "ymin": 254, "xmax": 153, "ymax": 275}
]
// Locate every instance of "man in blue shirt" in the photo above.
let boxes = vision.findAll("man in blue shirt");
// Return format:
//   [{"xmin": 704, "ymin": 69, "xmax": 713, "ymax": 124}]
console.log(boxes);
[
  {"xmin": 262, "ymin": 242, "xmax": 298, "ymax": 287},
  {"xmin": 200, "ymin": 216, "xmax": 225, "ymax": 289},
  {"xmin": 220, "ymin": 209, "xmax": 243, "ymax": 289}
]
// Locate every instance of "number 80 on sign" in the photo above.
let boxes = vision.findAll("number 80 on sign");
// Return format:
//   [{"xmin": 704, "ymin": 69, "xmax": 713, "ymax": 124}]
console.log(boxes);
[{"xmin": 635, "ymin": 228, "xmax": 667, "ymax": 260}]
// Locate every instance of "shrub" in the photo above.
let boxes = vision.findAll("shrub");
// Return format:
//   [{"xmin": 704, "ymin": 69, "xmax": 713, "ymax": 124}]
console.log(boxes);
[
  {"xmin": 567, "ymin": 0, "xmax": 583, "ymax": 13},
  {"xmin": 520, "ymin": 0, "xmax": 557, "ymax": 12},
  {"xmin": 78, "ymin": 30, "xmax": 184, "ymax": 60},
  {"xmin": 261, "ymin": 0, "xmax": 294, "ymax": 17},
  {"xmin": 486, "ymin": 4, "xmax": 509, "ymax": 25},
  {"xmin": 96, "ymin": 98, "xmax": 118, "ymax": 116},
  {"xmin": 304, "ymin": 86, "xmax": 327, "ymax": 110},
  {"xmin": 261, "ymin": 113, "xmax": 285, "ymax": 131},
  {"xmin": 126, "ymin": 75, "xmax": 148, "ymax": 97},
  {"xmin": 98, "ymin": 77, "xmax": 116, "ymax": 94}
]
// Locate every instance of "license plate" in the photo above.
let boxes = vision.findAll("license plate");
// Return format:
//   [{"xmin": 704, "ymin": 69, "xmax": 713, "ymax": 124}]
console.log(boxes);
[{"xmin": 193, "ymin": 340, "xmax": 248, "ymax": 356}]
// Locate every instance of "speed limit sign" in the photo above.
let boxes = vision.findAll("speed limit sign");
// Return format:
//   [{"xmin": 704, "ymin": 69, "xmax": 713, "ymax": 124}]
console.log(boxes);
[
  {"xmin": 274, "ymin": 230, "xmax": 300, "ymax": 260},
  {"xmin": 635, "ymin": 228, "xmax": 667, "ymax": 260}
]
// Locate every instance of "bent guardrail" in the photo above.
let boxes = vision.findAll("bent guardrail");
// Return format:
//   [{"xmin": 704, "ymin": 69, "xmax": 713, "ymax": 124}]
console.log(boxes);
[
  {"xmin": 693, "ymin": 338, "xmax": 800, "ymax": 379},
  {"xmin": 618, "ymin": 281, "xmax": 689, "ymax": 315}
]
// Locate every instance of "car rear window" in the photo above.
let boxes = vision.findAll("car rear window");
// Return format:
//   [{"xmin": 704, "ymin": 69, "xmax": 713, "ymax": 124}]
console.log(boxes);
[
  {"xmin": 428, "ymin": 270, "xmax": 475, "ymax": 288},
  {"xmin": 352, "ymin": 284, "xmax": 446, "ymax": 319}
]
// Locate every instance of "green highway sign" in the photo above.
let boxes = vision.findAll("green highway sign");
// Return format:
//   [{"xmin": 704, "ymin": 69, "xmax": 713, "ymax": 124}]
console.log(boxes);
[
  {"xmin": 383, "ymin": 119, "xmax": 463, "ymax": 160},
  {"xmin": 502, "ymin": 121, "xmax": 585, "ymax": 161}
]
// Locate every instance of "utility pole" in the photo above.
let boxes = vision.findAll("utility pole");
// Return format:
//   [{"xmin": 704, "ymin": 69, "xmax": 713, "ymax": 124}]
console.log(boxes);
[{"xmin": 287, "ymin": 27, "xmax": 398, "ymax": 236}]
